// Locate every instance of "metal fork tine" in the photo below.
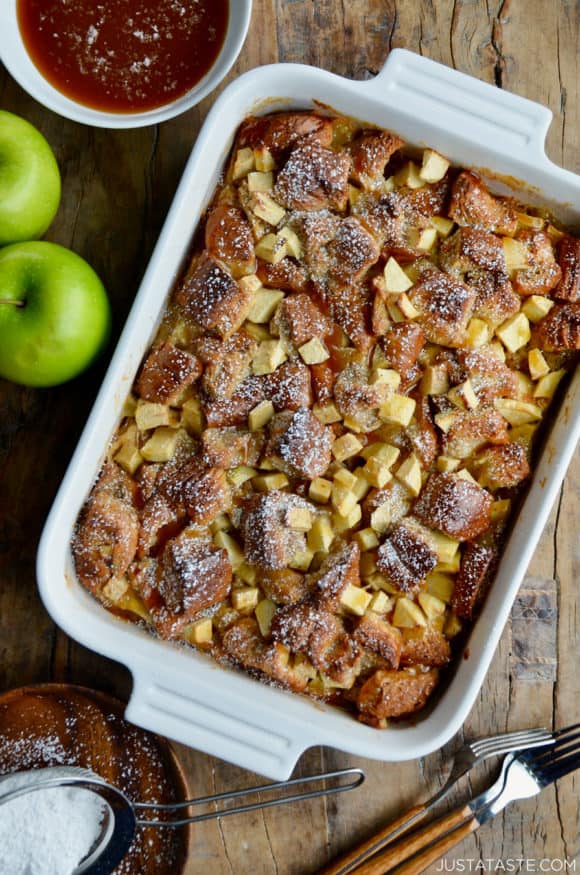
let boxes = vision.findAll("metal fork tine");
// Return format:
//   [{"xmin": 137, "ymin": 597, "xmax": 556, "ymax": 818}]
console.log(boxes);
[
  {"xmin": 523, "ymin": 729, "xmax": 580, "ymax": 766},
  {"xmin": 472, "ymin": 730, "xmax": 550, "ymax": 756},
  {"xmin": 534, "ymin": 748, "xmax": 580, "ymax": 784}
]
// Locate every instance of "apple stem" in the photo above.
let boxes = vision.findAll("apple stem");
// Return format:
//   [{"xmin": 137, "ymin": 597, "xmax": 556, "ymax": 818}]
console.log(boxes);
[{"xmin": 0, "ymin": 299, "xmax": 25, "ymax": 307}]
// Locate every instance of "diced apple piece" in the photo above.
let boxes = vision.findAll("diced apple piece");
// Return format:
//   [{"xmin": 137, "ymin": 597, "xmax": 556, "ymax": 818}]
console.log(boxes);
[
  {"xmin": 122, "ymin": 394, "xmax": 138, "ymax": 417},
  {"xmin": 392, "ymin": 597, "xmax": 427, "ymax": 628},
  {"xmin": 516, "ymin": 211, "xmax": 544, "ymax": 231},
  {"xmin": 426, "ymin": 571, "xmax": 455, "ymax": 603},
  {"xmin": 490, "ymin": 498, "xmax": 511, "ymax": 523},
  {"xmin": 394, "ymin": 161, "xmax": 424, "ymax": 190},
  {"xmin": 528, "ymin": 349, "xmax": 550, "ymax": 381},
  {"xmin": 187, "ymin": 618, "xmax": 214, "ymax": 645},
  {"xmin": 237, "ymin": 563, "xmax": 257, "ymax": 585},
  {"xmin": 227, "ymin": 465, "xmax": 258, "ymax": 487},
  {"xmin": 534, "ymin": 369, "xmax": 565, "ymax": 399},
  {"xmin": 502, "ymin": 237, "xmax": 530, "ymax": 272},
  {"xmin": 141, "ymin": 426, "xmax": 180, "ymax": 462},
  {"xmin": 214, "ymin": 530, "xmax": 245, "ymax": 569},
  {"xmin": 448, "ymin": 378, "xmax": 479, "ymax": 410},
  {"xmin": 248, "ymin": 399, "xmax": 275, "ymax": 431},
  {"xmin": 352, "ymin": 472, "xmax": 371, "ymax": 501},
  {"xmin": 331, "ymin": 484, "xmax": 358, "ymax": 518},
  {"xmin": 379, "ymin": 394, "xmax": 416, "ymax": 427},
  {"xmin": 277, "ymin": 225, "xmax": 303, "ymax": 259},
  {"xmin": 114, "ymin": 443, "xmax": 143, "ymax": 475},
  {"xmin": 309, "ymin": 477, "xmax": 332, "ymax": 504},
  {"xmin": 434, "ymin": 412, "xmax": 459, "ymax": 433},
  {"xmin": 396, "ymin": 292, "xmax": 421, "ymax": 320},
  {"xmin": 436, "ymin": 455, "xmax": 461, "ymax": 473},
  {"xmin": 360, "ymin": 553, "xmax": 378, "ymax": 577},
  {"xmin": 362, "ymin": 456, "xmax": 393, "ymax": 489},
  {"xmin": 332, "ymin": 433, "xmax": 364, "ymax": 462},
  {"xmin": 370, "ymin": 503, "xmax": 391, "ymax": 534},
  {"xmin": 348, "ymin": 183, "xmax": 362, "ymax": 206},
  {"xmin": 415, "ymin": 227, "xmax": 438, "ymax": 252},
  {"xmin": 233, "ymin": 147, "xmax": 255, "ymax": 179},
  {"xmin": 522, "ymin": 295, "xmax": 555, "ymax": 323},
  {"xmin": 333, "ymin": 503, "xmax": 362, "ymax": 532},
  {"xmin": 102, "ymin": 576, "xmax": 129, "ymax": 603},
  {"xmin": 287, "ymin": 507, "xmax": 313, "ymax": 531},
  {"xmin": 239, "ymin": 274, "xmax": 262, "ymax": 295},
  {"xmin": 395, "ymin": 452, "xmax": 422, "ymax": 497},
  {"xmin": 384, "ymin": 257, "xmax": 414, "ymax": 294},
  {"xmin": 494, "ymin": 398, "xmax": 542, "ymax": 425},
  {"xmin": 232, "ymin": 587, "xmax": 260, "ymax": 611},
  {"xmin": 431, "ymin": 216, "xmax": 455, "ymax": 237},
  {"xmin": 360, "ymin": 442, "xmax": 400, "ymax": 467},
  {"xmin": 252, "ymin": 339, "xmax": 288, "ymax": 374},
  {"xmin": 290, "ymin": 548, "xmax": 314, "ymax": 571},
  {"xmin": 248, "ymin": 170, "xmax": 274, "ymax": 192},
  {"xmin": 250, "ymin": 191, "xmax": 286, "ymax": 226},
  {"xmin": 253, "ymin": 472, "xmax": 290, "ymax": 491},
  {"xmin": 418, "ymin": 591, "xmax": 446, "ymax": 619},
  {"xmin": 429, "ymin": 531, "xmax": 460, "ymax": 565},
  {"xmin": 546, "ymin": 223, "xmax": 565, "ymax": 243},
  {"xmin": 255, "ymin": 598, "xmax": 276, "ymax": 636},
  {"xmin": 299, "ymin": 337, "xmax": 330, "ymax": 365},
  {"xmin": 466, "ymin": 318, "xmax": 492, "ymax": 349},
  {"xmin": 421, "ymin": 364, "xmax": 450, "ymax": 395},
  {"xmin": 420, "ymin": 149, "xmax": 450, "ymax": 183},
  {"xmin": 369, "ymin": 591, "xmax": 393, "ymax": 613},
  {"xmin": 444, "ymin": 612, "xmax": 462, "ymax": 637},
  {"xmin": 340, "ymin": 584, "xmax": 372, "ymax": 617},
  {"xmin": 307, "ymin": 515, "xmax": 334, "ymax": 553},
  {"xmin": 243, "ymin": 321, "xmax": 272, "ymax": 343},
  {"xmin": 135, "ymin": 401, "xmax": 175, "ymax": 431},
  {"xmin": 333, "ymin": 468, "xmax": 358, "ymax": 490},
  {"xmin": 456, "ymin": 468, "xmax": 478, "ymax": 484},
  {"xmin": 313, "ymin": 402, "xmax": 342, "ymax": 424},
  {"xmin": 488, "ymin": 341, "xmax": 506, "ymax": 362},
  {"xmin": 253, "ymin": 145, "xmax": 276, "ymax": 172},
  {"xmin": 495, "ymin": 312, "xmax": 531, "ymax": 353},
  {"xmin": 210, "ymin": 512, "xmax": 231, "ymax": 534},
  {"xmin": 247, "ymin": 288, "xmax": 285, "ymax": 324},
  {"xmin": 181, "ymin": 397, "xmax": 204, "ymax": 436},
  {"xmin": 254, "ymin": 233, "xmax": 288, "ymax": 264},
  {"xmin": 370, "ymin": 368, "xmax": 401, "ymax": 390},
  {"xmin": 355, "ymin": 527, "xmax": 380, "ymax": 551}
]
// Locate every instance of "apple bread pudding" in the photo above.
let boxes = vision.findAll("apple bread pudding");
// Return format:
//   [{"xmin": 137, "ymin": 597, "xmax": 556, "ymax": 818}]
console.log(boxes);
[{"xmin": 72, "ymin": 111, "xmax": 580, "ymax": 727}]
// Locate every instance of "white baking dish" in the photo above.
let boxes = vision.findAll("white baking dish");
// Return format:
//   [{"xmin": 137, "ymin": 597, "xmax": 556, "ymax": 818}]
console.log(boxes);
[{"xmin": 37, "ymin": 50, "xmax": 580, "ymax": 780}]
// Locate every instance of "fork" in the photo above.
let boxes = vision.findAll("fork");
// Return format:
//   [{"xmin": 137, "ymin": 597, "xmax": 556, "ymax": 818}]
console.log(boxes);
[
  {"xmin": 347, "ymin": 722, "xmax": 580, "ymax": 875},
  {"xmin": 320, "ymin": 726, "xmax": 553, "ymax": 875}
]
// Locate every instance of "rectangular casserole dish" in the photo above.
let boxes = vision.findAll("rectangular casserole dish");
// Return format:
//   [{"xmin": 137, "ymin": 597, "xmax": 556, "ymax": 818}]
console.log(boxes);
[{"xmin": 37, "ymin": 49, "xmax": 580, "ymax": 780}]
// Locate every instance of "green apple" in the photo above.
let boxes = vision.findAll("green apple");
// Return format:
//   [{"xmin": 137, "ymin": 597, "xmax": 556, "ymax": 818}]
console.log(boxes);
[
  {"xmin": 0, "ymin": 241, "xmax": 111, "ymax": 387},
  {"xmin": 0, "ymin": 110, "xmax": 61, "ymax": 245}
]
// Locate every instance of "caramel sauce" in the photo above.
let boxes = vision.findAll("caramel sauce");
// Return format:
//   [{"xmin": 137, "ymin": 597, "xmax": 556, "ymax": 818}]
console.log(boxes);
[{"xmin": 17, "ymin": 0, "xmax": 229, "ymax": 113}]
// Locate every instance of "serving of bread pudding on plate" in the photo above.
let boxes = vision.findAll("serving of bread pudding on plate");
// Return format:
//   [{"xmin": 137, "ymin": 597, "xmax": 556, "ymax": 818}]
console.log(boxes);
[{"xmin": 72, "ymin": 111, "xmax": 579, "ymax": 728}]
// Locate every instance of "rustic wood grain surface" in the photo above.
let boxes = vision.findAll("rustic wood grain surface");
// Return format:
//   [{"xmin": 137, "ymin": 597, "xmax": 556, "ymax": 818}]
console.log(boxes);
[{"xmin": 0, "ymin": 2, "xmax": 578, "ymax": 872}]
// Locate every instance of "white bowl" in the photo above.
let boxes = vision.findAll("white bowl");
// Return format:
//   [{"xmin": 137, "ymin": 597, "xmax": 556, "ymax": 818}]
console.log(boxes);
[{"xmin": 0, "ymin": 1, "xmax": 253, "ymax": 128}]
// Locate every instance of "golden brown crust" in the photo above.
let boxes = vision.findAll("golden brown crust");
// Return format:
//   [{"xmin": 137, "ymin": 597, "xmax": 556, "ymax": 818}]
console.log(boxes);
[
  {"xmin": 136, "ymin": 343, "xmax": 201, "ymax": 405},
  {"xmin": 451, "ymin": 542, "xmax": 497, "ymax": 620},
  {"xmin": 554, "ymin": 235, "xmax": 580, "ymax": 303},
  {"xmin": 356, "ymin": 668, "xmax": 439, "ymax": 720},
  {"xmin": 449, "ymin": 170, "xmax": 518, "ymax": 235},
  {"xmin": 413, "ymin": 473, "xmax": 493, "ymax": 541},
  {"xmin": 532, "ymin": 302, "xmax": 580, "ymax": 350}
]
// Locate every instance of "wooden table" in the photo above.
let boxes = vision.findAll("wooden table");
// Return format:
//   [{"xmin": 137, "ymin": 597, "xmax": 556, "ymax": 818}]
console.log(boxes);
[{"xmin": 1, "ymin": 2, "xmax": 578, "ymax": 872}]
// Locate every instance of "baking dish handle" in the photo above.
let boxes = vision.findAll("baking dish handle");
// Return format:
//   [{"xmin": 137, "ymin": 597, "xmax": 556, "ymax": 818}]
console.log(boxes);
[
  {"xmin": 125, "ymin": 672, "xmax": 316, "ymax": 780},
  {"xmin": 364, "ymin": 48, "xmax": 552, "ymax": 162}
]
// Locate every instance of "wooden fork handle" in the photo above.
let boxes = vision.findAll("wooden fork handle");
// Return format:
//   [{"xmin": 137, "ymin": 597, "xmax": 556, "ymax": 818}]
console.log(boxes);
[
  {"xmin": 351, "ymin": 805, "xmax": 478, "ymax": 875},
  {"xmin": 318, "ymin": 804, "xmax": 426, "ymax": 875}
]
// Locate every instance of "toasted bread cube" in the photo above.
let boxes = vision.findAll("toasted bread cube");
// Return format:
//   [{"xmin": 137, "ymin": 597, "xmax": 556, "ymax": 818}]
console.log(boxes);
[
  {"xmin": 248, "ymin": 170, "xmax": 274, "ymax": 192},
  {"xmin": 534, "ymin": 369, "xmax": 565, "ymax": 398},
  {"xmin": 522, "ymin": 295, "xmax": 555, "ymax": 322},
  {"xmin": 307, "ymin": 516, "xmax": 334, "ymax": 553},
  {"xmin": 141, "ymin": 426, "xmax": 180, "ymax": 462},
  {"xmin": 253, "ymin": 472, "xmax": 290, "ymax": 491},
  {"xmin": 214, "ymin": 530, "xmax": 245, "ymax": 569},
  {"xmin": 392, "ymin": 597, "xmax": 427, "ymax": 628},
  {"xmin": 114, "ymin": 443, "xmax": 143, "ymax": 475},
  {"xmin": 313, "ymin": 402, "xmax": 342, "ymax": 424},
  {"xmin": 444, "ymin": 612, "xmax": 463, "ymax": 637},
  {"xmin": 299, "ymin": 337, "xmax": 330, "ymax": 365},
  {"xmin": 369, "ymin": 591, "xmax": 393, "ymax": 614},
  {"xmin": 528, "ymin": 349, "xmax": 550, "ymax": 380},
  {"xmin": 418, "ymin": 591, "xmax": 446, "ymax": 619},
  {"xmin": 494, "ymin": 398, "xmax": 542, "ymax": 425},
  {"xmin": 331, "ymin": 484, "xmax": 358, "ymax": 518},
  {"xmin": 502, "ymin": 237, "xmax": 530, "ymax": 271},
  {"xmin": 333, "ymin": 503, "xmax": 362, "ymax": 532},
  {"xmin": 370, "ymin": 368, "xmax": 401, "ymax": 390},
  {"xmin": 379, "ymin": 394, "xmax": 416, "ymax": 427},
  {"xmin": 247, "ymin": 288, "xmax": 285, "ymax": 323},
  {"xmin": 287, "ymin": 507, "xmax": 313, "ymax": 531},
  {"xmin": 436, "ymin": 455, "xmax": 461, "ymax": 473},
  {"xmin": 491, "ymin": 498, "xmax": 512, "ymax": 522},
  {"xmin": 252, "ymin": 339, "xmax": 288, "ymax": 375},
  {"xmin": 448, "ymin": 379, "xmax": 479, "ymax": 410},
  {"xmin": 332, "ymin": 433, "xmax": 364, "ymax": 462},
  {"xmin": 340, "ymin": 584, "xmax": 372, "ymax": 616},
  {"xmin": 355, "ymin": 527, "xmax": 380, "ymax": 551},
  {"xmin": 277, "ymin": 225, "xmax": 303, "ymax": 259},
  {"xmin": 227, "ymin": 465, "xmax": 258, "ymax": 487},
  {"xmin": 362, "ymin": 456, "xmax": 394, "ymax": 489},
  {"xmin": 289, "ymin": 548, "xmax": 315, "ymax": 571},
  {"xmin": 248, "ymin": 399, "xmax": 275, "ymax": 431},
  {"xmin": 415, "ymin": 227, "xmax": 438, "ymax": 252},
  {"xmin": 370, "ymin": 504, "xmax": 391, "ymax": 534},
  {"xmin": 254, "ymin": 233, "xmax": 288, "ymax": 264},
  {"xmin": 135, "ymin": 401, "xmax": 176, "ymax": 431},
  {"xmin": 466, "ymin": 318, "xmax": 492, "ymax": 349},
  {"xmin": 516, "ymin": 211, "xmax": 544, "ymax": 231},
  {"xmin": 333, "ymin": 468, "xmax": 358, "ymax": 490},
  {"xmin": 253, "ymin": 145, "xmax": 276, "ymax": 172},
  {"xmin": 210, "ymin": 512, "xmax": 231, "ymax": 534},
  {"xmin": 309, "ymin": 477, "xmax": 332, "ymax": 504},
  {"xmin": 421, "ymin": 364, "xmax": 450, "ymax": 395},
  {"xmin": 395, "ymin": 160, "xmax": 424, "ymax": 190},
  {"xmin": 395, "ymin": 453, "xmax": 423, "ymax": 497},
  {"xmin": 232, "ymin": 587, "xmax": 260, "ymax": 611},
  {"xmin": 181, "ymin": 397, "xmax": 204, "ymax": 436},
  {"xmin": 426, "ymin": 571, "xmax": 455, "ymax": 603},
  {"xmin": 420, "ymin": 149, "xmax": 450, "ymax": 183},
  {"xmin": 384, "ymin": 257, "xmax": 414, "ymax": 294},
  {"xmin": 254, "ymin": 598, "xmax": 276, "ymax": 637},
  {"xmin": 496, "ymin": 312, "xmax": 531, "ymax": 353},
  {"xmin": 250, "ymin": 191, "xmax": 286, "ymax": 226},
  {"xmin": 233, "ymin": 147, "xmax": 255, "ymax": 179}
]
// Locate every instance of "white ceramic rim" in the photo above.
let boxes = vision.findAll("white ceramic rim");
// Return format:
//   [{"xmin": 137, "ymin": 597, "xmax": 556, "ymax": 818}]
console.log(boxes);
[
  {"xmin": 0, "ymin": 0, "xmax": 253, "ymax": 128},
  {"xmin": 37, "ymin": 51, "xmax": 580, "ymax": 779}
]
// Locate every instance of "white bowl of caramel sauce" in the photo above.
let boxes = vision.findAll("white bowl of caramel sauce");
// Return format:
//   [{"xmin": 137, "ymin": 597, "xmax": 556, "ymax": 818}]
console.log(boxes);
[{"xmin": 0, "ymin": 0, "xmax": 253, "ymax": 128}]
